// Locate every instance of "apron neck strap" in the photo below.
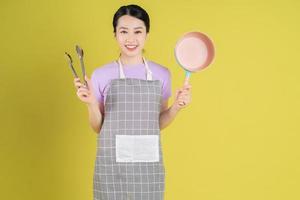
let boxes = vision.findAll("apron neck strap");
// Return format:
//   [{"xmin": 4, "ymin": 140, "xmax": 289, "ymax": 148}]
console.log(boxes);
[{"xmin": 118, "ymin": 56, "xmax": 153, "ymax": 80}]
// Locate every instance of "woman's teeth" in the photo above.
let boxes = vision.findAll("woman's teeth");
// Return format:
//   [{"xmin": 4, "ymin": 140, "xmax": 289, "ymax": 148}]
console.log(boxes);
[{"xmin": 125, "ymin": 45, "xmax": 138, "ymax": 50}]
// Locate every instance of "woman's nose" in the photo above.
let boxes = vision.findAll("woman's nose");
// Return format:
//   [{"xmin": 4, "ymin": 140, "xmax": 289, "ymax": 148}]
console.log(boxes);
[{"xmin": 126, "ymin": 34, "xmax": 136, "ymax": 43}]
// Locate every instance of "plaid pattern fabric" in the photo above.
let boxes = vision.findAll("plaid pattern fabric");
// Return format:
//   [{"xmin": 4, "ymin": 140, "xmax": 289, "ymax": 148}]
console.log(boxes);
[{"xmin": 93, "ymin": 78, "xmax": 165, "ymax": 200}]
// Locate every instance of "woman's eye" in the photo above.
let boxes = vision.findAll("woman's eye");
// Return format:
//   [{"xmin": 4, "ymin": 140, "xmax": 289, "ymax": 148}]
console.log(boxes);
[
  {"xmin": 135, "ymin": 31, "xmax": 142, "ymax": 34},
  {"xmin": 120, "ymin": 31, "xmax": 127, "ymax": 34}
]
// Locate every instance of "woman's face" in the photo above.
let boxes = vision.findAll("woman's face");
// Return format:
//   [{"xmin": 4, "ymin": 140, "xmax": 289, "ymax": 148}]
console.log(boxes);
[{"xmin": 115, "ymin": 15, "xmax": 148, "ymax": 57}]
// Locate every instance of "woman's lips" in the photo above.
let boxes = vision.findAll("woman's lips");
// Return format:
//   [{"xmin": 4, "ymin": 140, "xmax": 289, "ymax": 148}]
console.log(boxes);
[{"xmin": 125, "ymin": 45, "xmax": 138, "ymax": 51}]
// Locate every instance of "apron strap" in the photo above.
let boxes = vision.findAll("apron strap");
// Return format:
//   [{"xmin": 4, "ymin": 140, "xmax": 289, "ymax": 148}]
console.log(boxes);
[{"xmin": 118, "ymin": 56, "xmax": 153, "ymax": 80}]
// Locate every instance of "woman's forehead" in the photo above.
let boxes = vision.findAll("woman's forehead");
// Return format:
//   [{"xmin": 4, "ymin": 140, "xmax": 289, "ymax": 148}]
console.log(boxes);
[{"xmin": 117, "ymin": 15, "xmax": 145, "ymax": 29}]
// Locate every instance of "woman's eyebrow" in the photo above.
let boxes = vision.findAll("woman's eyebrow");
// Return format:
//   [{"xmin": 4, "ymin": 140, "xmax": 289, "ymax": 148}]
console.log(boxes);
[{"xmin": 119, "ymin": 26, "xmax": 144, "ymax": 30}]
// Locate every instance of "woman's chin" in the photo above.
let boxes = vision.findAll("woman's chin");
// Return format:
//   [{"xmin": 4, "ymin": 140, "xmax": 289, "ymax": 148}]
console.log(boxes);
[{"xmin": 121, "ymin": 50, "xmax": 143, "ymax": 57}]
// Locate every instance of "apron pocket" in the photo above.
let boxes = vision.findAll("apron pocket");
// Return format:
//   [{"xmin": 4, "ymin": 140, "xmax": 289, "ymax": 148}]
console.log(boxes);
[{"xmin": 116, "ymin": 135, "xmax": 159, "ymax": 162}]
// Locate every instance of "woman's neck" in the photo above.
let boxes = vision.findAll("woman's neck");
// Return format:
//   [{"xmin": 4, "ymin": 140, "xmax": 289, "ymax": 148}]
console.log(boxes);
[{"xmin": 119, "ymin": 54, "xmax": 144, "ymax": 65}]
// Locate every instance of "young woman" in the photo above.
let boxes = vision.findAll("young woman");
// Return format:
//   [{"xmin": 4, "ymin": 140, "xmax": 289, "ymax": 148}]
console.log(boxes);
[{"xmin": 74, "ymin": 4, "xmax": 191, "ymax": 200}]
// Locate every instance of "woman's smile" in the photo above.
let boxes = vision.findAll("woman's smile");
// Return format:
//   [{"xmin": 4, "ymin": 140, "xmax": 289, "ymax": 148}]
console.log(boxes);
[{"xmin": 125, "ymin": 44, "xmax": 139, "ymax": 51}]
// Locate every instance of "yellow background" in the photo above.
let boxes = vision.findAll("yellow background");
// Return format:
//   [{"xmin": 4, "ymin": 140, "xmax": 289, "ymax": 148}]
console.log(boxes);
[{"xmin": 1, "ymin": 0, "xmax": 299, "ymax": 199}]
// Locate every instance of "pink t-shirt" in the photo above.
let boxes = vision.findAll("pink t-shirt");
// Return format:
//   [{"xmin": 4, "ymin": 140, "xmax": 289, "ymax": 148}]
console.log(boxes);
[{"xmin": 90, "ymin": 60, "xmax": 172, "ymax": 104}]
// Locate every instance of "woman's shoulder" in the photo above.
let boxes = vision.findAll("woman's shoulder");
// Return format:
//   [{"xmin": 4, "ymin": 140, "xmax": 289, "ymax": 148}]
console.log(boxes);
[
  {"xmin": 91, "ymin": 60, "xmax": 118, "ymax": 77},
  {"xmin": 90, "ymin": 61, "xmax": 120, "ymax": 87},
  {"xmin": 148, "ymin": 60, "xmax": 171, "ymax": 76},
  {"xmin": 148, "ymin": 60, "xmax": 168, "ymax": 69}
]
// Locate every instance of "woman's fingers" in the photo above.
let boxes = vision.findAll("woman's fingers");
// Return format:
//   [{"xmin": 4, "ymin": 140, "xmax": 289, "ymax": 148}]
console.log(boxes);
[
  {"xmin": 84, "ymin": 75, "xmax": 91, "ymax": 87},
  {"xmin": 74, "ymin": 77, "xmax": 84, "ymax": 89},
  {"xmin": 85, "ymin": 75, "xmax": 90, "ymax": 82},
  {"xmin": 73, "ymin": 75, "xmax": 97, "ymax": 104},
  {"xmin": 75, "ymin": 82, "xmax": 83, "ymax": 89},
  {"xmin": 177, "ymin": 92, "xmax": 191, "ymax": 104},
  {"xmin": 78, "ymin": 87, "xmax": 90, "ymax": 94},
  {"xmin": 74, "ymin": 77, "xmax": 80, "ymax": 84},
  {"xmin": 176, "ymin": 89, "xmax": 184, "ymax": 96},
  {"xmin": 74, "ymin": 78, "xmax": 91, "ymax": 90},
  {"xmin": 180, "ymin": 90, "xmax": 190, "ymax": 95},
  {"xmin": 77, "ymin": 89, "xmax": 90, "ymax": 97},
  {"xmin": 179, "ymin": 94, "xmax": 191, "ymax": 101},
  {"xmin": 177, "ymin": 90, "xmax": 191, "ymax": 97},
  {"xmin": 176, "ymin": 84, "xmax": 191, "ymax": 94},
  {"xmin": 174, "ymin": 84, "xmax": 192, "ymax": 108},
  {"xmin": 184, "ymin": 84, "xmax": 192, "ymax": 88}
]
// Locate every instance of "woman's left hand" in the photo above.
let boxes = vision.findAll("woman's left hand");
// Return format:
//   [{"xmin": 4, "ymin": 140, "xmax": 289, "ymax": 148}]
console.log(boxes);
[{"xmin": 172, "ymin": 84, "xmax": 192, "ymax": 111}]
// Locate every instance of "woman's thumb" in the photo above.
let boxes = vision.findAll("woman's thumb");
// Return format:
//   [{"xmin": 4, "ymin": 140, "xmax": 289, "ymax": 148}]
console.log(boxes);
[
  {"xmin": 85, "ymin": 75, "xmax": 91, "ymax": 84},
  {"xmin": 175, "ymin": 89, "xmax": 179, "ymax": 97},
  {"xmin": 85, "ymin": 75, "xmax": 93, "ymax": 89}
]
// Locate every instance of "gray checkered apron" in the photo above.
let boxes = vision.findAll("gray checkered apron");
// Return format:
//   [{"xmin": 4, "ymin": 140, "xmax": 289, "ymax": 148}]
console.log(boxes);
[{"xmin": 93, "ymin": 57, "xmax": 165, "ymax": 200}]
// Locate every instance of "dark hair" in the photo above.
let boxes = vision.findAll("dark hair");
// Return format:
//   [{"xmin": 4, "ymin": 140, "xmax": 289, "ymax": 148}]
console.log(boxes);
[{"xmin": 113, "ymin": 4, "xmax": 150, "ymax": 34}]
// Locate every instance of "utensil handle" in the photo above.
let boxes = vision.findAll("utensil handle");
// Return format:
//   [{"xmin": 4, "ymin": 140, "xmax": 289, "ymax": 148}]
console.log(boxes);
[
  {"xmin": 179, "ymin": 70, "xmax": 191, "ymax": 106},
  {"xmin": 184, "ymin": 70, "xmax": 191, "ymax": 86},
  {"xmin": 79, "ymin": 58, "xmax": 89, "ymax": 89},
  {"xmin": 80, "ymin": 58, "xmax": 85, "ymax": 77},
  {"xmin": 68, "ymin": 63, "xmax": 79, "ymax": 78}
]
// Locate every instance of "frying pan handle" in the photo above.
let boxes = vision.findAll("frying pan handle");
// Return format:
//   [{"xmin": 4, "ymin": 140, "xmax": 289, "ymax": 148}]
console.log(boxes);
[
  {"xmin": 179, "ymin": 70, "xmax": 191, "ymax": 106},
  {"xmin": 184, "ymin": 70, "xmax": 191, "ymax": 86}
]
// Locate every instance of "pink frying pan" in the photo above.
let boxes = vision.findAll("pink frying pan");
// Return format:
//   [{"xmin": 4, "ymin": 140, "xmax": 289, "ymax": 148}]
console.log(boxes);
[{"xmin": 174, "ymin": 31, "xmax": 215, "ymax": 105}]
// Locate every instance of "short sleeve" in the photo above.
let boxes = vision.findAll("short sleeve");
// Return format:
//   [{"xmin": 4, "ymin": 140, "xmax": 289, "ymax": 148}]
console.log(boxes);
[
  {"xmin": 162, "ymin": 68, "xmax": 172, "ymax": 100},
  {"xmin": 90, "ymin": 70, "xmax": 104, "ymax": 103}
]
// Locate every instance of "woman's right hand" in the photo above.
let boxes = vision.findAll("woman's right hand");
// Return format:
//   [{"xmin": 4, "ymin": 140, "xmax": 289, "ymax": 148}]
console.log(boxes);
[{"xmin": 73, "ymin": 75, "xmax": 98, "ymax": 105}]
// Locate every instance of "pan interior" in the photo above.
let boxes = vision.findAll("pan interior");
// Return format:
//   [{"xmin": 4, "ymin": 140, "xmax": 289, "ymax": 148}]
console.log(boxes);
[{"xmin": 175, "ymin": 32, "xmax": 214, "ymax": 72}]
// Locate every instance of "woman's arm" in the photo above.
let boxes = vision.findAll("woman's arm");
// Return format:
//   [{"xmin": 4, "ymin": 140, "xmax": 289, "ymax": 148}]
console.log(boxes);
[
  {"xmin": 159, "ymin": 100, "xmax": 180, "ymax": 130},
  {"xmin": 75, "ymin": 75, "xmax": 105, "ymax": 134},
  {"xmin": 159, "ymin": 84, "xmax": 192, "ymax": 130},
  {"xmin": 87, "ymin": 102, "xmax": 104, "ymax": 134}
]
